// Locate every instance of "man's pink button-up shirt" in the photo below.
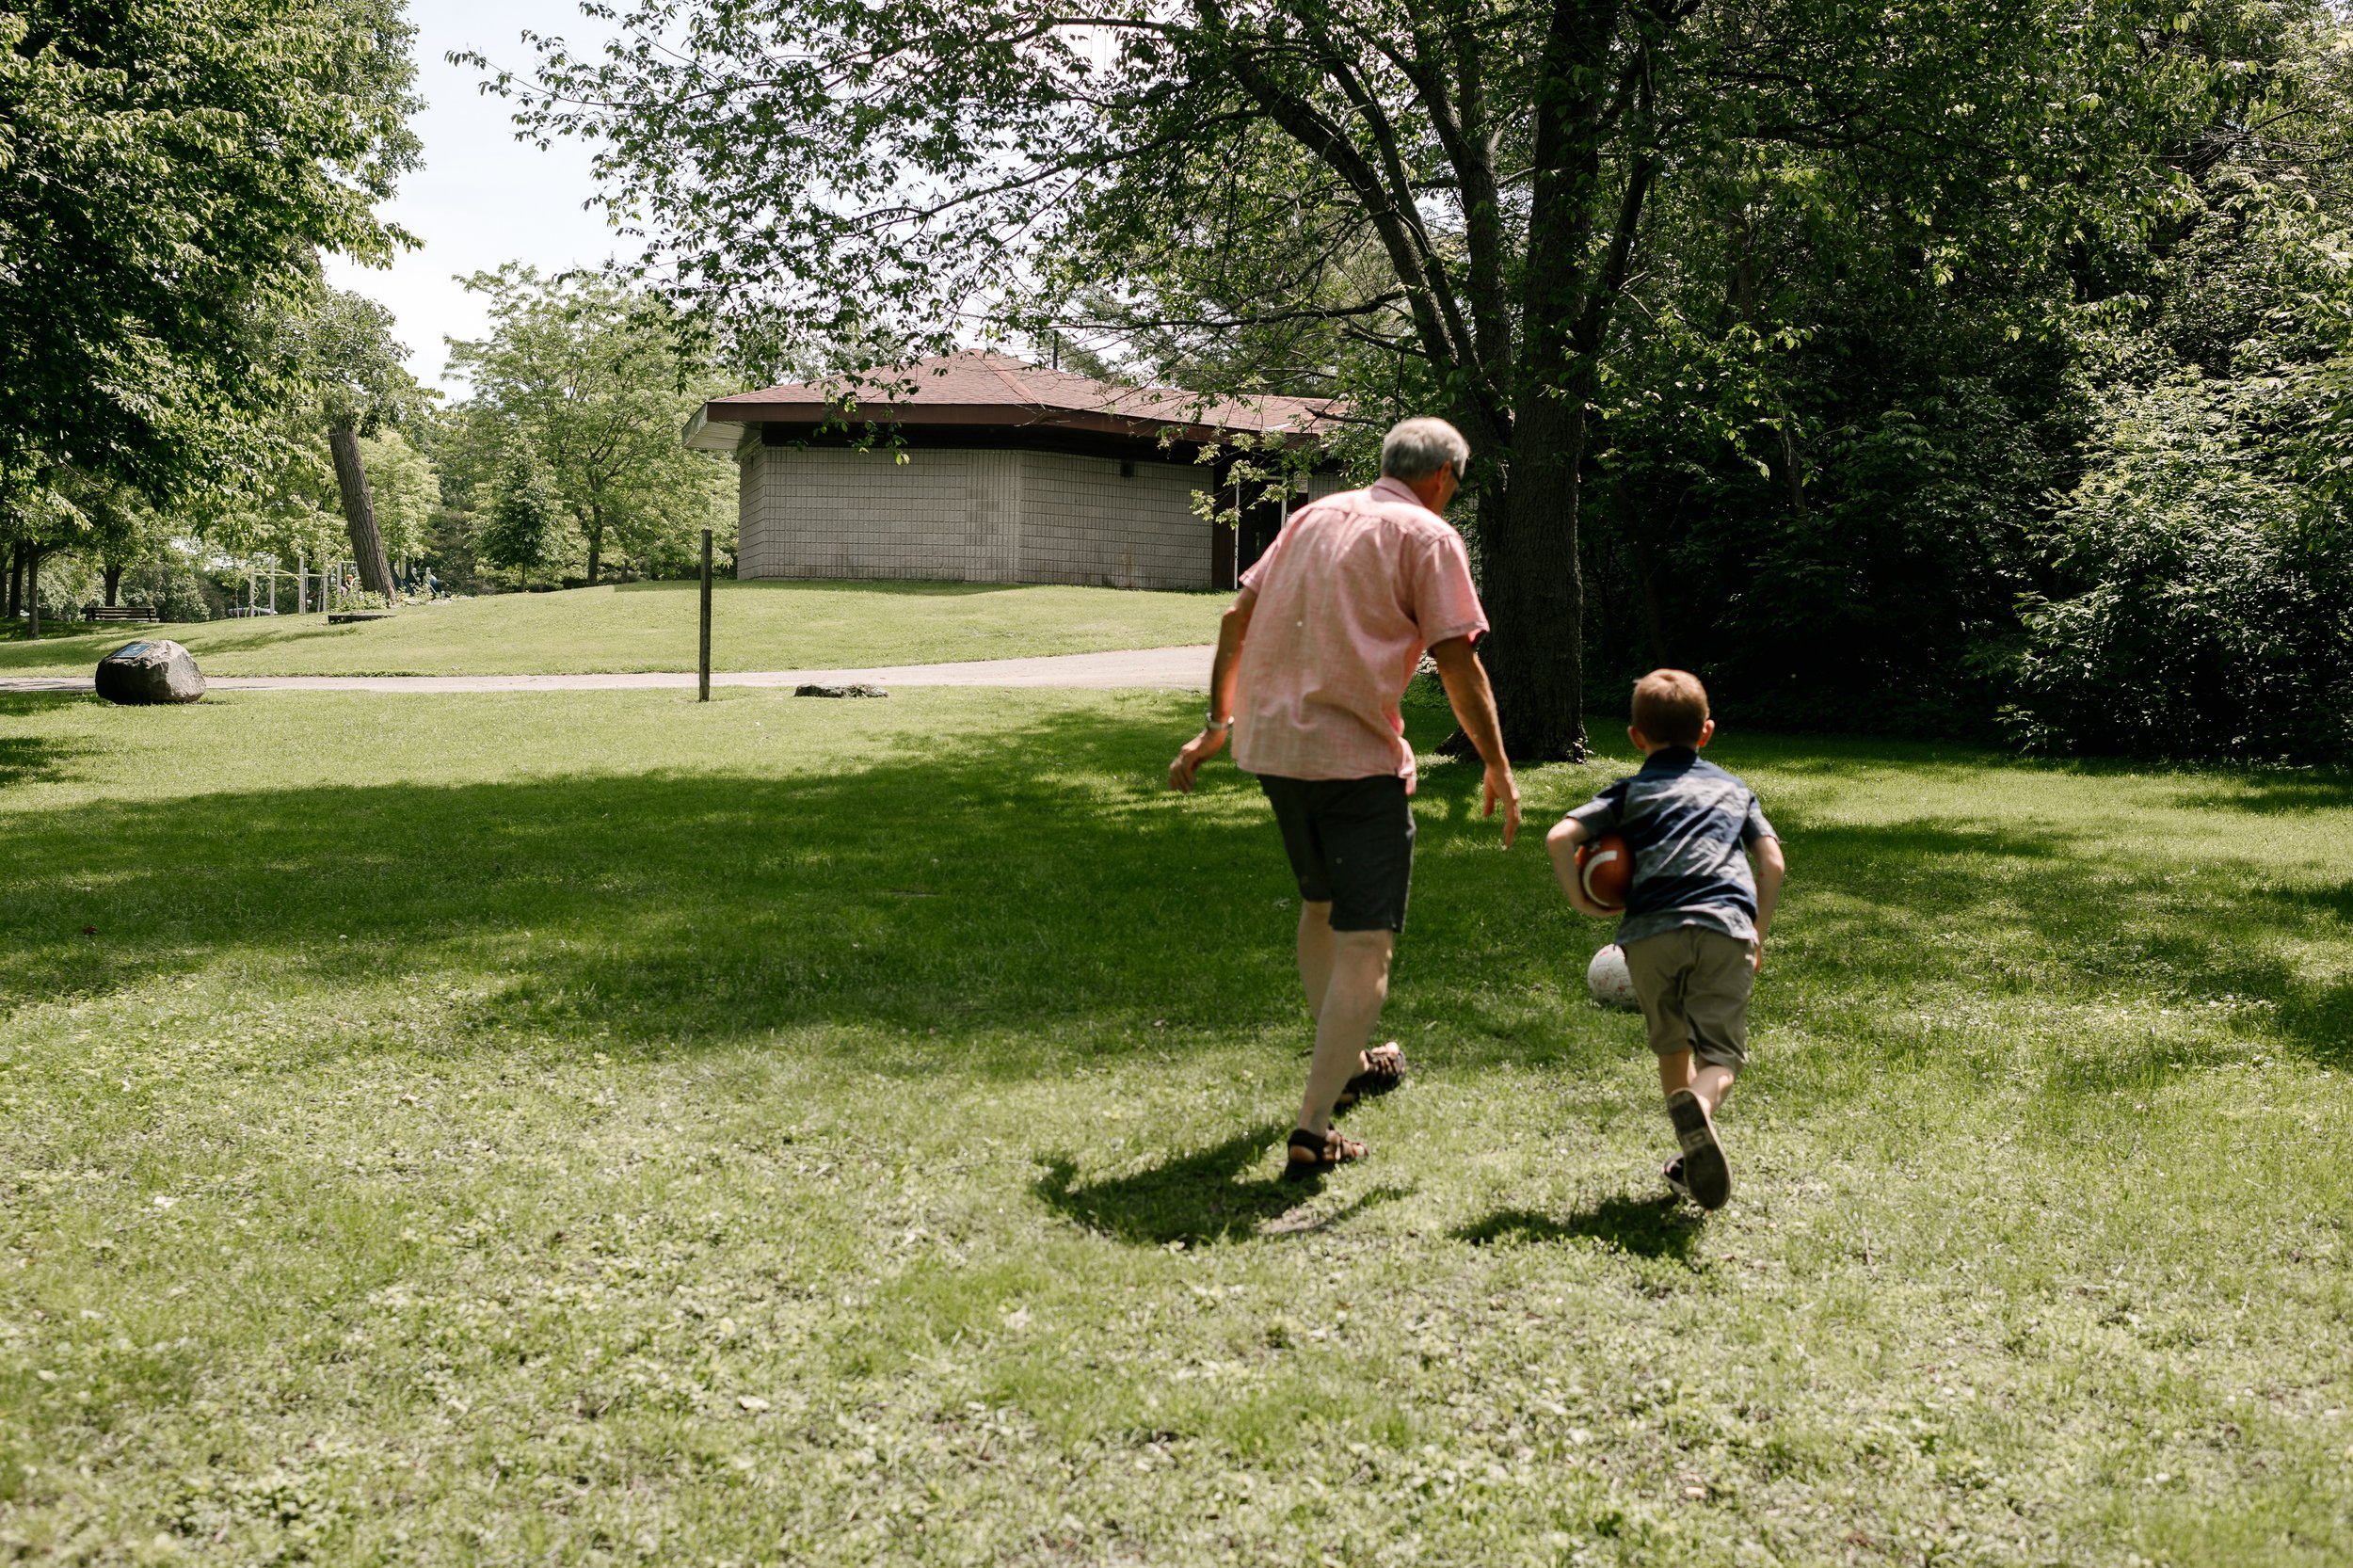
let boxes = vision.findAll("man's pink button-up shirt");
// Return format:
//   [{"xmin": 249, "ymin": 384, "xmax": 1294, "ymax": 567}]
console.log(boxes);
[{"xmin": 1231, "ymin": 475, "xmax": 1488, "ymax": 790}]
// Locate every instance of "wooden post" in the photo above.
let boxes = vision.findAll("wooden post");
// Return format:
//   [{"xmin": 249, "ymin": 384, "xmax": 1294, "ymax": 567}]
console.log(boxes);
[{"xmin": 698, "ymin": 528, "xmax": 712, "ymax": 702}]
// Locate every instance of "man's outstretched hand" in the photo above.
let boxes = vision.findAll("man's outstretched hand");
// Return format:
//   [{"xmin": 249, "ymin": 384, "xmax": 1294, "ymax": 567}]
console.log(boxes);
[
  {"xmin": 1168, "ymin": 728, "xmax": 1228, "ymax": 792},
  {"xmin": 1484, "ymin": 762, "xmax": 1521, "ymax": 847}
]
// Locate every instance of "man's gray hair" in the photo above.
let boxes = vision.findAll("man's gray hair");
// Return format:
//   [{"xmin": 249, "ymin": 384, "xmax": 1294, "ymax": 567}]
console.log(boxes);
[{"xmin": 1379, "ymin": 417, "xmax": 1471, "ymax": 481}]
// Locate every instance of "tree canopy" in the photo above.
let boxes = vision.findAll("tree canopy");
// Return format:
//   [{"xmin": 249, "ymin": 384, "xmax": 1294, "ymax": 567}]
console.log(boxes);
[
  {"xmin": 445, "ymin": 268, "xmax": 733, "ymax": 586},
  {"xmin": 0, "ymin": 0, "xmax": 421, "ymax": 504},
  {"xmin": 498, "ymin": 0, "xmax": 2261, "ymax": 759}
]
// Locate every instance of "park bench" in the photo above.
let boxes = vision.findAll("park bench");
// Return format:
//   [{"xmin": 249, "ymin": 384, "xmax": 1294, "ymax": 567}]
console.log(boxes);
[{"xmin": 83, "ymin": 604, "xmax": 160, "ymax": 623}]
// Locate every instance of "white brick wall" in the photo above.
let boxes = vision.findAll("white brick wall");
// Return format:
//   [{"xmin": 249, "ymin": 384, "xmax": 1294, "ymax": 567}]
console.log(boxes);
[
  {"xmin": 736, "ymin": 445, "xmax": 1215, "ymax": 589},
  {"xmin": 1017, "ymin": 451, "xmax": 1204, "ymax": 589}
]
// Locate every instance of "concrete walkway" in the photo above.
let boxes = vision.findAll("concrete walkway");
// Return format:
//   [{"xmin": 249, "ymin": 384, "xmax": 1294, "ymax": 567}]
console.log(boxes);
[{"xmin": 0, "ymin": 645, "xmax": 1216, "ymax": 696}]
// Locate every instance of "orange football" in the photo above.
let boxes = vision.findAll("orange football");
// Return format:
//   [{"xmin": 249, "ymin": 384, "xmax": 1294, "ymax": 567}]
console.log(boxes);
[{"xmin": 1577, "ymin": 832, "xmax": 1633, "ymax": 911}]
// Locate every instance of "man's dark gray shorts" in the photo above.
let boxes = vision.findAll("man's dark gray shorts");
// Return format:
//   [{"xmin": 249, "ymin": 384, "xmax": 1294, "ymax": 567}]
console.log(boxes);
[{"xmin": 1257, "ymin": 774, "xmax": 1415, "ymax": 933}]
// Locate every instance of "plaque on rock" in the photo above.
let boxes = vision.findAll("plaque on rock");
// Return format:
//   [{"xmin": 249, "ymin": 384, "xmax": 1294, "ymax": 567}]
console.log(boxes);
[{"xmin": 95, "ymin": 640, "xmax": 207, "ymax": 705}]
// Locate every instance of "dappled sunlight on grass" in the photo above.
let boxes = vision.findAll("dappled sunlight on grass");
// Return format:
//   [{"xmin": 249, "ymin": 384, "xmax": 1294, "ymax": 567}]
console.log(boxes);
[
  {"xmin": 0, "ymin": 579, "xmax": 1225, "ymax": 678},
  {"xmin": 2, "ymin": 690, "xmax": 2349, "ymax": 1563}
]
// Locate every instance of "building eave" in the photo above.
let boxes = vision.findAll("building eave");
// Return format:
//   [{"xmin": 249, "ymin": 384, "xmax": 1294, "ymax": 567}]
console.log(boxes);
[
  {"xmin": 699, "ymin": 400, "xmax": 1325, "ymax": 448},
  {"xmin": 681, "ymin": 407, "xmax": 743, "ymax": 455}
]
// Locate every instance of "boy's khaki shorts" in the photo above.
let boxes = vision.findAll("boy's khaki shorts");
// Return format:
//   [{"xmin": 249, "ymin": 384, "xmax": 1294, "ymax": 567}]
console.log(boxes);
[{"xmin": 1622, "ymin": 927, "xmax": 1754, "ymax": 1070}]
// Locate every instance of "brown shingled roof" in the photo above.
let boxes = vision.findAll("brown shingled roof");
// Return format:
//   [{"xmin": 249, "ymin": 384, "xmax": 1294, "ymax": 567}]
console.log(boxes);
[{"xmin": 686, "ymin": 350, "xmax": 1339, "ymax": 452}]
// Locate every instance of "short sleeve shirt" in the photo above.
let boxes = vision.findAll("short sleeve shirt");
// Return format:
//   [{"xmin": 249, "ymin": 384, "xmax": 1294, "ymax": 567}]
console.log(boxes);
[
  {"xmin": 1232, "ymin": 477, "xmax": 1487, "ymax": 790},
  {"xmin": 1564, "ymin": 747, "xmax": 1777, "ymax": 944}
]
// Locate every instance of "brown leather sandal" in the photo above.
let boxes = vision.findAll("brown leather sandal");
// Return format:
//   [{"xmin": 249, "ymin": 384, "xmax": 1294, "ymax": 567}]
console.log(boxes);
[
  {"xmin": 1334, "ymin": 1041, "xmax": 1406, "ymax": 1111},
  {"xmin": 1283, "ymin": 1126, "xmax": 1367, "ymax": 1181}
]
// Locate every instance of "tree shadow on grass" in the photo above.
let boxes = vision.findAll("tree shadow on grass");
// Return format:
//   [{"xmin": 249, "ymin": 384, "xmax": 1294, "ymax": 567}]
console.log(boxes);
[
  {"xmin": 1454, "ymin": 1192, "xmax": 1703, "ymax": 1262},
  {"xmin": 0, "ymin": 699, "xmax": 1295, "ymax": 1043},
  {"xmin": 0, "ymin": 694, "xmax": 99, "ymax": 788},
  {"xmin": 0, "ymin": 691, "xmax": 96, "ymax": 715},
  {"xmin": 2183, "ymin": 778, "xmax": 2353, "ymax": 813},
  {"xmin": 0, "ymin": 616, "xmax": 362, "ymax": 673},
  {"xmin": 616, "ymin": 579, "xmax": 1032, "ymax": 598},
  {"xmin": 1034, "ymin": 1122, "xmax": 1406, "ymax": 1245},
  {"xmin": 0, "ymin": 633, "xmax": 117, "ymax": 673},
  {"xmin": 2265, "ymin": 879, "xmax": 2353, "ymax": 924},
  {"xmin": 5, "ymin": 693, "xmax": 2352, "ymax": 1097},
  {"xmin": 1782, "ymin": 815, "xmax": 2353, "ymax": 1075}
]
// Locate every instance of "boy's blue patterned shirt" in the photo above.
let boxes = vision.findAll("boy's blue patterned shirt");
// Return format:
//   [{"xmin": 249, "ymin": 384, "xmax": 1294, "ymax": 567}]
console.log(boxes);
[{"xmin": 1564, "ymin": 747, "xmax": 1777, "ymax": 946}]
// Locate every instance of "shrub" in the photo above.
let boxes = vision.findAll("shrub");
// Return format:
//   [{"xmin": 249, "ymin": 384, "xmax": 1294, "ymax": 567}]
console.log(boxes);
[{"xmin": 2008, "ymin": 375, "xmax": 2353, "ymax": 761}]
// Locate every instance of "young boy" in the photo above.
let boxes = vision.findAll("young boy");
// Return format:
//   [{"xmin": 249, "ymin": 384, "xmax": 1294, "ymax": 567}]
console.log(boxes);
[{"xmin": 1546, "ymin": 670, "xmax": 1785, "ymax": 1209}]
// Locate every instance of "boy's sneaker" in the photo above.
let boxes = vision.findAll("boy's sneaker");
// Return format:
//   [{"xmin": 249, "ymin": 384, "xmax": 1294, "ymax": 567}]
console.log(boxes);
[{"xmin": 1664, "ymin": 1090, "xmax": 1731, "ymax": 1209}]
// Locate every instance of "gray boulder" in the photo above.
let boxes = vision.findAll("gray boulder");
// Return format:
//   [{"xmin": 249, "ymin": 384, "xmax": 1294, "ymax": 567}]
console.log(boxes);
[{"xmin": 95, "ymin": 640, "xmax": 206, "ymax": 705}]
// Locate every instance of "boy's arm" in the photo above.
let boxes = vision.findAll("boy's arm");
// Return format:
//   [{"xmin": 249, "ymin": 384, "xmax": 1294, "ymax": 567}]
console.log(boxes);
[
  {"xmin": 1545, "ymin": 816, "xmax": 1619, "ymax": 918},
  {"xmin": 1750, "ymin": 835, "xmax": 1785, "ymax": 971}
]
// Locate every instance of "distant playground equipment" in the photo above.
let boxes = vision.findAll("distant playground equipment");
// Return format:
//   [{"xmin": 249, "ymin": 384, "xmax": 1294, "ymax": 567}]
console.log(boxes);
[
  {"xmin": 13, "ymin": 542, "xmax": 423, "ymax": 641},
  {"xmin": 223, "ymin": 551, "xmax": 442, "ymax": 621}
]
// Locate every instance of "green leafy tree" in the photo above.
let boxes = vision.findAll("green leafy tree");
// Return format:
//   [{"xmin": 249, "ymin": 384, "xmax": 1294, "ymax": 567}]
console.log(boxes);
[
  {"xmin": 446, "ymin": 269, "xmax": 733, "ymax": 585},
  {"xmin": 196, "ymin": 293, "xmax": 435, "ymax": 602},
  {"xmin": 477, "ymin": 444, "xmax": 557, "ymax": 591},
  {"xmin": 266, "ymin": 283, "xmax": 425, "ymax": 598},
  {"xmin": 50, "ymin": 468, "xmax": 178, "ymax": 609},
  {"xmin": 0, "ymin": 0, "xmax": 421, "ymax": 504},
  {"xmin": 1564, "ymin": 0, "xmax": 2353, "ymax": 747},
  {"xmin": 491, "ymin": 0, "xmax": 2209, "ymax": 758},
  {"xmin": 2009, "ymin": 372, "xmax": 2353, "ymax": 760},
  {"xmin": 358, "ymin": 429, "xmax": 438, "ymax": 571},
  {"xmin": 0, "ymin": 481, "xmax": 80, "ymax": 634}
]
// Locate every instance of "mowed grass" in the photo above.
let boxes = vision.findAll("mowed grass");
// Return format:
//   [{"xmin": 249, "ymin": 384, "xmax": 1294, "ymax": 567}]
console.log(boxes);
[
  {"xmin": 1, "ymin": 686, "xmax": 2349, "ymax": 1566},
  {"xmin": 0, "ymin": 580, "xmax": 1224, "ymax": 679}
]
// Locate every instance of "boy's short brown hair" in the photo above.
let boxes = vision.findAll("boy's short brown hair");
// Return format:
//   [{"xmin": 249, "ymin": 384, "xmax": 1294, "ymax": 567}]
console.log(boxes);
[{"xmin": 1631, "ymin": 668, "xmax": 1710, "ymax": 746}]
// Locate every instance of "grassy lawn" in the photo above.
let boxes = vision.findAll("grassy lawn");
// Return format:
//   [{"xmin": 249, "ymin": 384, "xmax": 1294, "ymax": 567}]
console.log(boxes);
[
  {"xmin": 0, "ymin": 581, "xmax": 1225, "ymax": 679},
  {"xmin": 2, "ymin": 684, "xmax": 2348, "ymax": 1565}
]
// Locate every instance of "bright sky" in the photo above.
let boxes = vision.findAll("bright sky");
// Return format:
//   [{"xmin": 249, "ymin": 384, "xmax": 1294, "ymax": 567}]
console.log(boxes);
[{"xmin": 323, "ymin": 0, "xmax": 624, "ymax": 393}]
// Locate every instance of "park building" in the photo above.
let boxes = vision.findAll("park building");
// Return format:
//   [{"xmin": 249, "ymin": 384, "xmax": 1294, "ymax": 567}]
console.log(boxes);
[{"xmin": 684, "ymin": 351, "xmax": 1346, "ymax": 591}]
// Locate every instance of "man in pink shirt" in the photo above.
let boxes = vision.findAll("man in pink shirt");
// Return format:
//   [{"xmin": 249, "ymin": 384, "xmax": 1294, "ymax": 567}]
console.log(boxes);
[{"xmin": 1169, "ymin": 418, "xmax": 1520, "ymax": 1179}]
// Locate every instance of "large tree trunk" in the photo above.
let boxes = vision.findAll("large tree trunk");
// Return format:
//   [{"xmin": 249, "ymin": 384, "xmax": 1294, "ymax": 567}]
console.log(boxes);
[
  {"xmin": 585, "ymin": 506, "xmax": 602, "ymax": 586},
  {"xmin": 1478, "ymin": 396, "xmax": 1590, "ymax": 762},
  {"xmin": 328, "ymin": 423, "xmax": 397, "ymax": 600},
  {"xmin": 1459, "ymin": 0, "xmax": 1659, "ymax": 764},
  {"xmin": 6, "ymin": 542, "xmax": 20, "ymax": 619},
  {"xmin": 1630, "ymin": 531, "xmax": 1670, "ymax": 668}
]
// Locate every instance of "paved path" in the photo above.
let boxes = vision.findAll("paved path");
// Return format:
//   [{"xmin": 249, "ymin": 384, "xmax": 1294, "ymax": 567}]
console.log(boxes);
[{"xmin": 0, "ymin": 645, "xmax": 1215, "ymax": 696}]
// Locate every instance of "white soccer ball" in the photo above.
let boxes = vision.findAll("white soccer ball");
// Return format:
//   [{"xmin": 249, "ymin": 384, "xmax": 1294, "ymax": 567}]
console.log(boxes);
[{"xmin": 1586, "ymin": 944, "xmax": 1641, "ymax": 1011}]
